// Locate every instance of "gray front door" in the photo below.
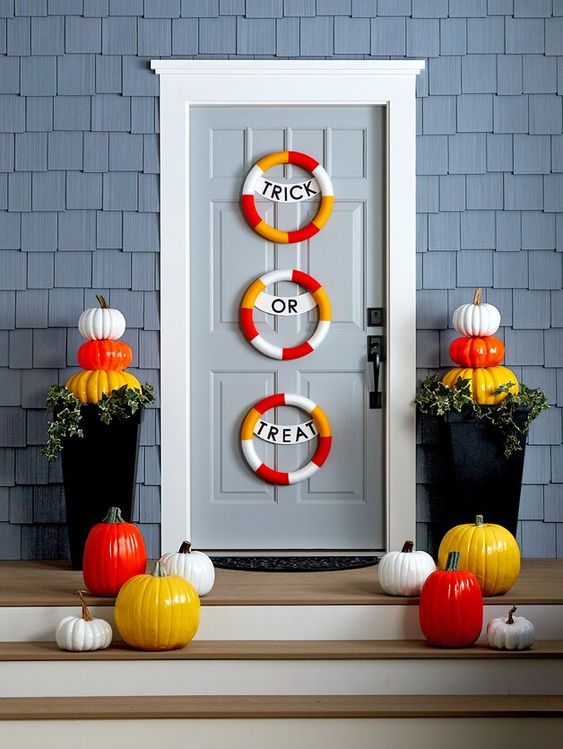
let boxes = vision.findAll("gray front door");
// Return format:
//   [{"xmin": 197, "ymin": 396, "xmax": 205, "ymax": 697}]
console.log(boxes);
[{"xmin": 190, "ymin": 106, "xmax": 385, "ymax": 550}]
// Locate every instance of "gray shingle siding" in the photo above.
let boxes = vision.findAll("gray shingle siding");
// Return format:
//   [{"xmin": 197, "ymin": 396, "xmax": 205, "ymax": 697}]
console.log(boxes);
[{"xmin": 0, "ymin": 0, "xmax": 562, "ymax": 559}]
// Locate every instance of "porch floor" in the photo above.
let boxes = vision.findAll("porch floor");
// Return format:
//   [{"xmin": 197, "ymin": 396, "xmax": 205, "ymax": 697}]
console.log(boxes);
[{"xmin": 1, "ymin": 558, "xmax": 562, "ymax": 607}]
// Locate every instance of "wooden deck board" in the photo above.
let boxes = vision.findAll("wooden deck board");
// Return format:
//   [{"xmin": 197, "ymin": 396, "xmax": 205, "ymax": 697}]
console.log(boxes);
[
  {"xmin": 1, "ymin": 559, "xmax": 562, "ymax": 607},
  {"xmin": 1, "ymin": 694, "xmax": 562, "ymax": 720},
  {"xmin": 1, "ymin": 639, "xmax": 562, "ymax": 661}
]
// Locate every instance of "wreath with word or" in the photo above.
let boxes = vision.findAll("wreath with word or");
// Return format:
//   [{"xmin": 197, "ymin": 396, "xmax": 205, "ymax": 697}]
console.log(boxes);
[{"xmin": 240, "ymin": 268, "xmax": 331, "ymax": 360}]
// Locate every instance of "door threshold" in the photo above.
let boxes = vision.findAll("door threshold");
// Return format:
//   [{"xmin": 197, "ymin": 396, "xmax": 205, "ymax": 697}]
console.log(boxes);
[{"xmin": 205, "ymin": 550, "xmax": 384, "ymax": 558}]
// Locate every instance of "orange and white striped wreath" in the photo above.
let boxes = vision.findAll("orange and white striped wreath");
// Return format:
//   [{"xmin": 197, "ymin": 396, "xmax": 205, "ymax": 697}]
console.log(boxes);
[
  {"xmin": 240, "ymin": 393, "xmax": 332, "ymax": 485},
  {"xmin": 240, "ymin": 268, "xmax": 331, "ymax": 360},
  {"xmin": 241, "ymin": 150, "xmax": 334, "ymax": 243}
]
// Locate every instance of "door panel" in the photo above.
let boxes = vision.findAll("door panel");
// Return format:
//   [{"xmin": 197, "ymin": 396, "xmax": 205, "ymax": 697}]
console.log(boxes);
[
  {"xmin": 307, "ymin": 201, "xmax": 365, "ymax": 330},
  {"xmin": 211, "ymin": 129, "xmax": 246, "ymax": 179},
  {"xmin": 211, "ymin": 371, "xmax": 275, "ymax": 500},
  {"xmin": 190, "ymin": 106, "xmax": 385, "ymax": 550},
  {"xmin": 331, "ymin": 128, "xmax": 367, "ymax": 178},
  {"xmin": 212, "ymin": 202, "xmax": 275, "ymax": 329},
  {"xmin": 295, "ymin": 370, "xmax": 366, "ymax": 500}
]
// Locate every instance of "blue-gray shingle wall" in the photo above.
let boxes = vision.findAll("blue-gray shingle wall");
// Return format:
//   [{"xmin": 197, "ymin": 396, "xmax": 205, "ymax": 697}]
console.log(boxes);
[{"xmin": 0, "ymin": 0, "xmax": 562, "ymax": 559}]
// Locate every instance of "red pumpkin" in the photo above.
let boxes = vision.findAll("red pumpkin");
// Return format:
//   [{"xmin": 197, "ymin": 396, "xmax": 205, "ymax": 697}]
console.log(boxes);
[
  {"xmin": 449, "ymin": 336, "xmax": 504, "ymax": 368},
  {"xmin": 77, "ymin": 340, "xmax": 133, "ymax": 371},
  {"xmin": 83, "ymin": 507, "xmax": 147, "ymax": 596},
  {"xmin": 419, "ymin": 550, "xmax": 483, "ymax": 647}
]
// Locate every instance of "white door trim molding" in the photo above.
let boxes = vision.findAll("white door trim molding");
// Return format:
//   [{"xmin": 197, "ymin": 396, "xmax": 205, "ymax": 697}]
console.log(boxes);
[{"xmin": 152, "ymin": 60, "xmax": 424, "ymax": 553}]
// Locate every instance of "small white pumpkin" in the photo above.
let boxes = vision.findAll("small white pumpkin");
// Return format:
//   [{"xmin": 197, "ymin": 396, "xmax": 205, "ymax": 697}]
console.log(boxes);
[
  {"xmin": 378, "ymin": 540, "xmax": 436, "ymax": 597},
  {"xmin": 487, "ymin": 605, "xmax": 535, "ymax": 651},
  {"xmin": 56, "ymin": 590, "xmax": 113, "ymax": 652},
  {"xmin": 160, "ymin": 541, "xmax": 215, "ymax": 596},
  {"xmin": 78, "ymin": 294, "xmax": 126, "ymax": 341},
  {"xmin": 452, "ymin": 287, "xmax": 501, "ymax": 337}
]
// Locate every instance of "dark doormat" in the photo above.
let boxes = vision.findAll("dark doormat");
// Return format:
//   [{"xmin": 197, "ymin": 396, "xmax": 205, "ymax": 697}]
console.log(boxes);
[{"xmin": 210, "ymin": 556, "xmax": 380, "ymax": 572}]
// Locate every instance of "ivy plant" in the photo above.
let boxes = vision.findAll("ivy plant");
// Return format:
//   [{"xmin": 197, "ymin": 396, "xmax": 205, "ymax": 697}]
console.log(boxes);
[
  {"xmin": 42, "ymin": 383, "xmax": 155, "ymax": 462},
  {"xmin": 43, "ymin": 386, "xmax": 84, "ymax": 462},
  {"xmin": 414, "ymin": 376, "xmax": 549, "ymax": 458},
  {"xmin": 97, "ymin": 383, "xmax": 154, "ymax": 424}
]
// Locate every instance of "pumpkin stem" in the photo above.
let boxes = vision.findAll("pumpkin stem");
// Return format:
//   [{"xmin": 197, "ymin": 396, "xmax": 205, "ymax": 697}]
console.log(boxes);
[
  {"xmin": 152, "ymin": 561, "xmax": 168, "ymax": 578},
  {"xmin": 472, "ymin": 287, "xmax": 482, "ymax": 306},
  {"xmin": 401, "ymin": 541, "xmax": 414, "ymax": 553},
  {"xmin": 507, "ymin": 605, "xmax": 517, "ymax": 624},
  {"xmin": 475, "ymin": 514, "xmax": 484, "ymax": 526},
  {"xmin": 445, "ymin": 551, "xmax": 460, "ymax": 572},
  {"xmin": 96, "ymin": 294, "xmax": 109, "ymax": 309},
  {"xmin": 179, "ymin": 541, "xmax": 192, "ymax": 554},
  {"xmin": 102, "ymin": 506, "xmax": 124, "ymax": 524},
  {"xmin": 77, "ymin": 590, "xmax": 93, "ymax": 622}
]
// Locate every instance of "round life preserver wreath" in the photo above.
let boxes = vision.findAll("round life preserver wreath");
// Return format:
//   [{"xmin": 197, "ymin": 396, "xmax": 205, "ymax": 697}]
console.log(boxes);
[
  {"xmin": 240, "ymin": 269, "xmax": 331, "ymax": 360},
  {"xmin": 241, "ymin": 151, "xmax": 334, "ymax": 244},
  {"xmin": 241, "ymin": 393, "xmax": 332, "ymax": 485}
]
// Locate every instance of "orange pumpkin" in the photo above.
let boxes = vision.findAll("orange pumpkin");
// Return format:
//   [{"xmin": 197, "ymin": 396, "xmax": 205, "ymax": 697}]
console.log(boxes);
[
  {"xmin": 449, "ymin": 336, "xmax": 504, "ymax": 368},
  {"xmin": 77, "ymin": 340, "xmax": 133, "ymax": 371}
]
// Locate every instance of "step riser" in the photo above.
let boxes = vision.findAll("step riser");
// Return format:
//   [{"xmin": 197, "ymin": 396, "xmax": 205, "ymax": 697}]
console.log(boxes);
[
  {"xmin": 1, "ymin": 718, "xmax": 563, "ymax": 749},
  {"xmin": 2, "ymin": 604, "xmax": 562, "ymax": 642},
  {"xmin": 1, "ymin": 660, "xmax": 562, "ymax": 698}
]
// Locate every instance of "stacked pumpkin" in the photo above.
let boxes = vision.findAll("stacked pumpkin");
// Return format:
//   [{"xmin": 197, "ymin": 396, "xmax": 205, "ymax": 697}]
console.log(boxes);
[
  {"xmin": 442, "ymin": 287, "xmax": 518, "ymax": 404},
  {"xmin": 65, "ymin": 295, "xmax": 142, "ymax": 404}
]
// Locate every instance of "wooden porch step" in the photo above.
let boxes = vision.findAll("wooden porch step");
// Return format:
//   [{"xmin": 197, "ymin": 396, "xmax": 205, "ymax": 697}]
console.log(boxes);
[
  {"xmin": 1, "ymin": 694, "xmax": 562, "ymax": 720},
  {"xmin": 2, "ymin": 639, "xmax": 563, "ymax": 661},
  {"xmin": 1, "ymin": 639, "xmax": 562, "ymax": 699},
  {"xmin": 2, "ymin": 560, "xmax": 563, "ymax": 642},
  {"xmin": 2, "ymin": 559, "xmax": 562, "ymax": 607}
]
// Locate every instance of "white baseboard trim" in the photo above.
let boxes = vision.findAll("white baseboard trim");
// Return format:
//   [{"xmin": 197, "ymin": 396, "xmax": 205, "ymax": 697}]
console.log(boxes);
[
  {"xmin": 0, "ymin": 658, "xmax": 561, "ymax": 699},
  {"xmin": 2, "ymin": 717, "xmax": 563, "ymax": 749},
  {"xmin": 1, "ymin": 603, "xmax": 562, "ymax": 642}
]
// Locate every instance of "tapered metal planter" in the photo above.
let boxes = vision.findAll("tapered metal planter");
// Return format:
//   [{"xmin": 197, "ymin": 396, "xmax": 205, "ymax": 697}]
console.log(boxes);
[{"xmin": 61, "ymin": 405, "xmax": 142, "ymax": 570}]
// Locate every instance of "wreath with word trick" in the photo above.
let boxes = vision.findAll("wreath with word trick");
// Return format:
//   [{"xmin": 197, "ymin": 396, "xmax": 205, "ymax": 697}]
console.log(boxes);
[
  {"xmin": 241, "ymin": 393, "xmax": 332, "ymax": 485},
  {"xmin": 241, "ymin": 151, "xmax": 334, "ymax": 243},
  {"xmin": 240, "ymin": 268, "xmax": 331, "ymax": 360}
]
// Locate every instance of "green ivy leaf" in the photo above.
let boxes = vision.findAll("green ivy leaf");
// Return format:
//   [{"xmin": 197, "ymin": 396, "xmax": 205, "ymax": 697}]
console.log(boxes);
[
  {"xmin": 42, "ymin": 383, "xmax": 155, "ymax": 462},
  {"xmin": 414, "ymin": 376, "xmax": 549, "ymax": 458}
]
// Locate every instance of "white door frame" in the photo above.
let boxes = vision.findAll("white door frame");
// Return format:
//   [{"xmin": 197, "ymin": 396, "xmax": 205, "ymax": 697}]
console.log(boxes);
[{"xmin": 151, "ymin": 60, "xmax": 424, "ymax": 554}]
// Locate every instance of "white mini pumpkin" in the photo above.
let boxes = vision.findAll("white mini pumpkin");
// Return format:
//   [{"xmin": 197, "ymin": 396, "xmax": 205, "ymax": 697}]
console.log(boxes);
[
  {"xmin": 452, "ymin": 287, "xmax": 501, "ymax": 337},
  {"xmin": 78, "ymin": 294, "xmax": 126, "ymax": 341},
  {"xmin": 487, "ymin": 605, "xmax": 535, "ymax": 651},
  {"xmin": 56, "ymin": 590, "xmax": 113, "ymax": 652},
  {"xmin": 160, "ymin": 541, "xmax": 215, "ymax": 596},
  {"xmin": 378, "ymin": 540, "xmax": 436, "ymax": 597}
]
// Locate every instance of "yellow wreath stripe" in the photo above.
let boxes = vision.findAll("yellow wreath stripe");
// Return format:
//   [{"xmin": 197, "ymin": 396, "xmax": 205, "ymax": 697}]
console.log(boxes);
[
  {"xmin": 312, "ymin": 195, "xmax": 334, "ymax": 230},
  {"xmin": 256, "ymin": 151, "xmax": 289, "ymax": 172},
  {"xmin": 311, "ymin": 405, "xmax": 332, "ymax": 438},
  {"xmin": 241, "ymin": 407, "xmax": 261, "ymax": 441},
  {"xmin": 313, "ymin": 287, "xmax": 331, "ymax": 322},
  {"xmin": 241, "ymin": 278, "xmax": 266, "ymax": 310}
]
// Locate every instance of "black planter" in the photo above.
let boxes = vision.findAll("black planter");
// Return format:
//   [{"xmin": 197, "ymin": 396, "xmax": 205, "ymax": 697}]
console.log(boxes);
[
  {"xmin": 438, "ymin": 407, "xmax": 528, "ymax": 538},
  {"xmin": 61, "ymin": 405, "xmax": 142, "ymax": 569}
]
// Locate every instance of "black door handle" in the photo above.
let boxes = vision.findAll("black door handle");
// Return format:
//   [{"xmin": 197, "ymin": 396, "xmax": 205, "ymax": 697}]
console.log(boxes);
[{"xmin": 368, "ymin": 335, "xmax": 384, "ymax": 409}]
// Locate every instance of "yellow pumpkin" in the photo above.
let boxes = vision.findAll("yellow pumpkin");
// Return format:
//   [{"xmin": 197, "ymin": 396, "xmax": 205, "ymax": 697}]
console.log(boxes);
[
  {"xmin": 438, "ymin": 515, "xmax": 521, "ymax": 596},
  {"xmin": 65, "ymin": 369, "xmax": 142, "ymax": 404},
  {"xmin": 114, "ymin": 562, "xmax": 200, "ymax": 651},
  {"xmin": 442, "ymin": 365, "xmax": 518, "ymax": 405}
]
